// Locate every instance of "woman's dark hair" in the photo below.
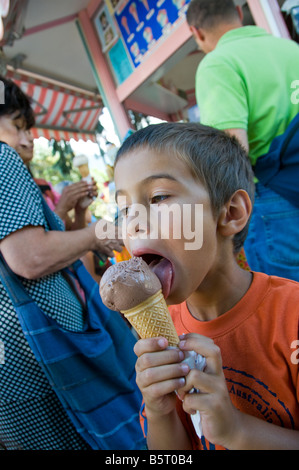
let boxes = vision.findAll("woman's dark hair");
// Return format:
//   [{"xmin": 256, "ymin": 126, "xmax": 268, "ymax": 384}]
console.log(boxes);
[
  {"xmin": 115, "ymin": 122, "xmax": 255, "ymax": 253},
  {"xmin": 0, "ymin": 75, "xmax": 35, "ymax": 129}
]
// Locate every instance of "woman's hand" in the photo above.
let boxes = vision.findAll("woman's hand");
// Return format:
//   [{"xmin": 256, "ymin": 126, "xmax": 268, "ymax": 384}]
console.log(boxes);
[
  {"xmin": 91, "ymin": 219, "xmax": 124, "ymax": 258},
  {"xmin": 74, "ymin": 177, "xmax": 98, "ymax": 213},
  {"xmin": 176, "ymin": 333, "xmax": 240, "ymax": 448},
  {"xmin": 134, "ymin": 337, "xmax": 190, "ymax": 420},
  {"xmin": 54, "ymin": 181, "xmax": 92, "ymax": 220}
]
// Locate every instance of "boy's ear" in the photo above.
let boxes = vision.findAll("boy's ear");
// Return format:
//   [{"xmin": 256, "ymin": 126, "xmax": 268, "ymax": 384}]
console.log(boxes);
[
  {"xmin": 217, "ymin": 190, "xmax": 252, "ymax": 237},
  {"xmin": 189, "ymin": 25, "xmax": 205, "ymax": 42}
]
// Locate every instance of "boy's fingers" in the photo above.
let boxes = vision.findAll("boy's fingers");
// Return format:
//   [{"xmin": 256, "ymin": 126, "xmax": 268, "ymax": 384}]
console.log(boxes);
[
  {"xmin": 134, "ymin": 337, "xmax": 190, "ymax": 400},
  {"xmin": 179, "ymin": 334, "xmax": 222, "ymax": 375},
  {"xmin": 133, "ymin": 337, "xmax": 168, "ymax": 358},
  {"xmin": 181, "ymin": 392, "xmax": 211, "ymax": 416},
  {"xmin": 136, "ymin": 347, "xmax": 186, "ymax": 373},
  {"xmin": 144, "ymin": 377, "xmax": 187, "ymax": 400},
  {"xmin": 177, "ymin": 368, "xmax": 217, "ymax": 395},
  {"xmin": 138, "ymin": 362, "xmax": 189, "ymax": 389}
]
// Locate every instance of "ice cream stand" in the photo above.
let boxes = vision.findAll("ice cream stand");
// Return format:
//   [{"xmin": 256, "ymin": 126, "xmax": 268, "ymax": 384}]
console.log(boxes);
[{"xmin": 0, "ymin": 0, "xmax": 293, "ymax": 144}]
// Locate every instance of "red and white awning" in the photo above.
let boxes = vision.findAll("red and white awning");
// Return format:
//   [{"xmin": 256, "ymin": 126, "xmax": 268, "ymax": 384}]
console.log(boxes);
[{"xmin": 7, "ymin": 69, "xmax": 103, "ymax": 142}]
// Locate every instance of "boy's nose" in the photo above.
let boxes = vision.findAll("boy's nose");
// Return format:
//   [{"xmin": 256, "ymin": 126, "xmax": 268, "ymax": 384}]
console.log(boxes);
[{"xmin": 126, "ymin": 204, "xmax": 150, "ymax": 239}]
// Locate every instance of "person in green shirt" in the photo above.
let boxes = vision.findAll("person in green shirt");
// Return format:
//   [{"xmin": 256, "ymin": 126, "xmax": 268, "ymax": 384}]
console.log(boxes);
[{"xmin": 186, "ymin": 0, "xmax": 299, "ymax": 281}]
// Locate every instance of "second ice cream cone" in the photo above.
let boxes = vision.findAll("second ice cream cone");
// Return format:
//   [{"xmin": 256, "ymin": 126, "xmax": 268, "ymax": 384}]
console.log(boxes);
[
  {"xmin": 78, "ymin": 163, "xmax": 90, "ymax": 178},
  {"xmin": 122, "ymin": 289, "xmax": 179, "ymax": 347},
  {"xmin": 73, "ymin": 154, "xmax": 94, "ymax": 209}
]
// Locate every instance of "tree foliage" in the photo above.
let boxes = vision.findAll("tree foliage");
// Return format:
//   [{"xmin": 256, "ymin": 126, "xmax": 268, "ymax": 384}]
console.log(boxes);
[{"xmin": 30, "ymin": 139, "xmax": 81, "ymax": 186}]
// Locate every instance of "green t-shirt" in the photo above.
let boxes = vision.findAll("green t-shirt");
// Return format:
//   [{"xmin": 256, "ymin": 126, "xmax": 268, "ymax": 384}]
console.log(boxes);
[{"xmin": 196, "ymin": 26, "xmax": 299, "ymax": 165}]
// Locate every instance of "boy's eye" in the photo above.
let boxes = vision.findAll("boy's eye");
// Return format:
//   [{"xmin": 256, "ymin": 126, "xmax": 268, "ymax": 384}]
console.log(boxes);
[{"xmin": 150, "ymin": 194, "xmax": 169, "ymax": 204}]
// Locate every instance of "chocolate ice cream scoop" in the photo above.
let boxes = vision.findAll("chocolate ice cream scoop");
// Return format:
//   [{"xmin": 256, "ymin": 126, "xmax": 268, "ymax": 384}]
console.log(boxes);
[
  {"xmin": 100, "ymin": 257, "xmax": 204, "ymax": 437},
  {"xmin": 100, "ymin": 257, "xmax": 162, "ymax": 311}
]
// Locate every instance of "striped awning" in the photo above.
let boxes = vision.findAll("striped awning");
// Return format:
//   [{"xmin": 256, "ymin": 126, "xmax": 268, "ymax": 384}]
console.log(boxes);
[{"xmin": 6, "ymin": 69, "xmax": 103, "ymax": 142}]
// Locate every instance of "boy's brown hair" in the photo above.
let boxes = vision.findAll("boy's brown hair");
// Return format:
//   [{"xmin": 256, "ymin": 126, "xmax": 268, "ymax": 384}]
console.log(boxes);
[{"xmin": 115, "ymin": 122, "xmax": 255, "ymax": 253}]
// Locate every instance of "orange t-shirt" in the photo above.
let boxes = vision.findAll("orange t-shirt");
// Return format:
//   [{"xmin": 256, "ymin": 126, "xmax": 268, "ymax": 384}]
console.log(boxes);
[{"xmin": 168, "ymin": 272, "xmax": 299, "ymax": 450}]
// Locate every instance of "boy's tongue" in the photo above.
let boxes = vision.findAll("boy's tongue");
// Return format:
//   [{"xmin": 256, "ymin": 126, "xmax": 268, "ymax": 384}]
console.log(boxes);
[{"xmin": 149, "ymin": 257, "xmax": 173, "ymax": 299}]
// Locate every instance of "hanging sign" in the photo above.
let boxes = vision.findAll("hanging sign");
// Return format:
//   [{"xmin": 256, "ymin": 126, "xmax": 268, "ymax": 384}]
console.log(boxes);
[{"xmin": 114, "ymin": 0, "xmax": 191, "ymax": 67}]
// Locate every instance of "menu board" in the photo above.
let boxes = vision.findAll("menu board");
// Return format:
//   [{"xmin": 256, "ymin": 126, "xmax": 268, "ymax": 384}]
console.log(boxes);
[{"xmin": 114, "ymin": 0, "xmax": 191, "ymax": 67}]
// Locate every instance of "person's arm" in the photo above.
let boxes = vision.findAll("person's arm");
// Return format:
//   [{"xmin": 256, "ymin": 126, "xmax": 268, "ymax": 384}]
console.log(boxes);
[
  {"xmin": 134, "ymin": 337, "xmax": 192, "ymax": 450},
  {"xmin": 196, "ymin": 59, "xmax": 250, "ymax": 155},
  {"xmin": 225, "ymin": 410, "xmax": 299, "ymax": 450},
  {"xmin": 0, "ymin": 147, "xmax": 121, "ymax": 279},
  {"xmin": 0, "ymin": 220, "xmax": 123, "ymax": 279},
  {"xmin": 146, "ymin": 407, "xmax": 192, "ymax": 450}
]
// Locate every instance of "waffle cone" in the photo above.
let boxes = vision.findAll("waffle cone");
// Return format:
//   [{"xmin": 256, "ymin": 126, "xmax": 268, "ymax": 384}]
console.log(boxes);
[
  {"xmin": 78, "ymin": 163, "xmax": 90, "ymax": 178},
  {"xmin": 122, "ymin": 290, "xmax": 179, "ymax": 347}
]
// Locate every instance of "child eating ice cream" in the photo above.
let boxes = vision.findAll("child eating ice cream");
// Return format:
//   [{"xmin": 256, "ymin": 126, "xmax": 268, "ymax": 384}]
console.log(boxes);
[{"xmin": 111, "ymin": 122, "xmax": 299, "ymax": 450}]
